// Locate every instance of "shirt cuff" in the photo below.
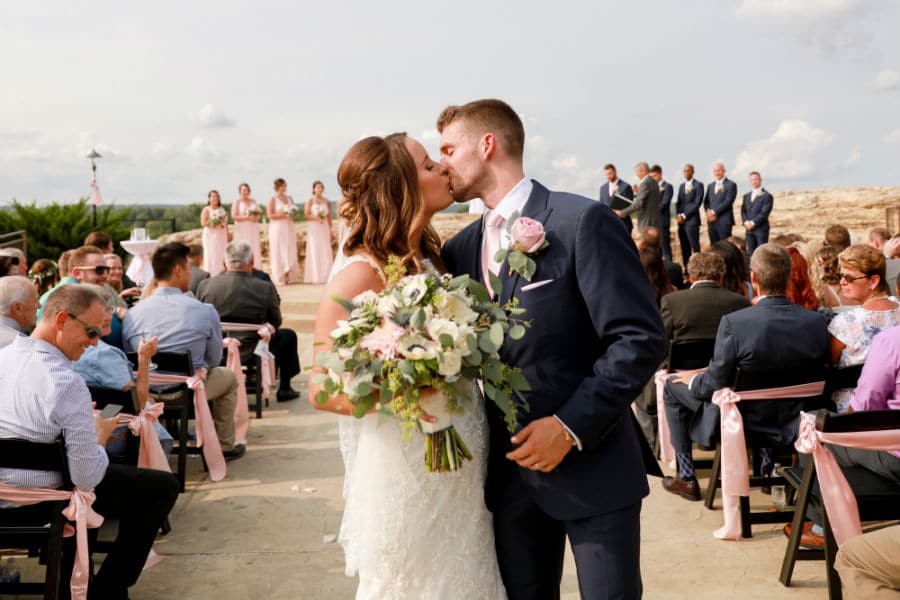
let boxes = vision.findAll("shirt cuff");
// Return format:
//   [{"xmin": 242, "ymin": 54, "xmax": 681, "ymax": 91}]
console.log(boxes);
[
  {"xmin": 677, "ymin": 213, "xmax": 686, "ymax": 219},
  {"xmin": 553, "ymin": 415, "xmax": 582, "ymax": 451}
]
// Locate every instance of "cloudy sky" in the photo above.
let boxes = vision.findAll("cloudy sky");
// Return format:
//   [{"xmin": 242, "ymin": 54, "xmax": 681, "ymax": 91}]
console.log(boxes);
[{"xmin": 2, "ymin": 0, "xmax": 898, "ymax": 207}]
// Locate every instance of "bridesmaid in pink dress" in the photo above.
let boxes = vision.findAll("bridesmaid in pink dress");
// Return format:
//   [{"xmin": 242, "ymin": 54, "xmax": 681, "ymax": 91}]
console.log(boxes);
[
  {"xmin": 201, "ymin": 190, "xmax": 229, "ymax": 276},
  {"xmin": 231, "ymin": 182, "xmax": 263, "ymax": 268},
  {"xmin": 303, "ymin": 180, "xmax": 335, "ymax": 283},
  {"xmin": 267, "ymin": 178, "xmax": 300, "ymax": 285}
]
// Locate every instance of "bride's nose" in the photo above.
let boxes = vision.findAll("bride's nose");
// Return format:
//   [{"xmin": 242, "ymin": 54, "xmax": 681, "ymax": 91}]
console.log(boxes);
[{"xmin": 436, "ymin": 162, "xmax": 449, "ymax": 176}]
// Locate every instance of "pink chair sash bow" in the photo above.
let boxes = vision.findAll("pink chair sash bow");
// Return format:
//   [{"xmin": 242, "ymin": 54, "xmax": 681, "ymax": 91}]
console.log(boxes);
[
  {"xmin": 0, "ymin": 484, "xmax": 102, "ymax": 600},
  {"xmin": 794, "ymin": 411, "xmax": 900, "ymax": 546},
  {"xmin": 710, "ymin": 381, "xmax": 825, "ymax": 540},
  {"xmin": 222, "ymin": 337, "xmax": 250, "ymax": 445},
  {"xmin": 220, "ymin": 322, "xmax": 276, "ymax": 400},
  {"xmin": 124, "ymin": 402, "xmax": 170, "ymax": 472},
  {"xmin": 145, "ymin": 370, "xmax": 226, "ymax": 482},
  {"xmin": 654, "ymin": 370, "xmax": 678, "ymax": 469}
]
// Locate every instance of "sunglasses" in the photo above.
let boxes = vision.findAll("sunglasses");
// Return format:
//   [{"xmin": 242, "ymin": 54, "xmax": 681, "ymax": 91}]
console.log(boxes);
[
  {"xmin": 838, "ymin": 272, "xmax": 870, "ymax": 283},
  {"xmin": 77, "ymin": 265, "xmax": 110, "ymax": 275},
  {"xmin": 68, "ymin": 312, "xmax": 102, "ymax": 339}
]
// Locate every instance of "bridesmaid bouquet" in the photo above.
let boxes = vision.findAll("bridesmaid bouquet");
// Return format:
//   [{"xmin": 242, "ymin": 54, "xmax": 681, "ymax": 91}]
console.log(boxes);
[
  {"xmin": 242, "ymin": 204, "xmax": 262, "ymax": 219},
  {"xmin": 314, "ymin": 257, "xmax": 531, "ymax": 472},
  {"xmin": 208, "ymin": 207, "xmax": 227, "ymax": 227},
  {"xmin": 281, "ymin": 203, "xmax": 299, "ymax": 217},
  {"xmin": 310, "ymin": 203, "xmax": 329, "ymax": 220}
]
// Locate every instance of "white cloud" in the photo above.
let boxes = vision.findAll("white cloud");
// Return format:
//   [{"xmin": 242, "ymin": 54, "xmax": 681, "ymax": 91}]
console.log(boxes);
[
  {"xmin": 734, "ymin": 0, "xmax": 880, "ymax": 54},
  {"xmin": 189, "ymin": 104, "xmax": 236, "ymax": 128},
  {"xmin": 420, "ymin": 129, "xmax": 439, "ymax": 141},
  {"xmin": 547, "ymin": 154, "xmax": 603, "ymax": 194},
  {"xmin": 872, "ymin": 69, "xmax": 900, "ymax": 92},
  {"xmin": 843, "ymin": 147, "xmax": 863, "ymax": 167},
  {"xmin": 884, "ymin": 128, "xmax": 900, "ymax": 144},
  {"xmin": 184, "ymin": 136, "xmax": 223, "ymax": 163},
  {"xmin": 734, "ymin": 119, "xmax": 834, "ymax": 180}
]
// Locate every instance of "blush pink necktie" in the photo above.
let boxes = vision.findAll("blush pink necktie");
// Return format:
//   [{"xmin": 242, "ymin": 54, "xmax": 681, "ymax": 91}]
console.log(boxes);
[{"xmin": 482, "ymin": 210, "xmax": 505, "ymax": 297}]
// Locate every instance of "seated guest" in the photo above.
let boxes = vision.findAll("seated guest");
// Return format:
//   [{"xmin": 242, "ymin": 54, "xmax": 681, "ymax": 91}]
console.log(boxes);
[
  {"xmin": 828, "ymin": 244, "xmax": 900, "ymax": 412},
  {"xmin": 639, "ymin": 246, "xmax": 676, "ymax": 307},
  {"xmin": 0, "ymin": 248, "xmax": 27, "ymax": 276},
  {"xmin": 198, "ymin": 241, "xmax": 301, "ymax": 401},
  {"xmin": 662, "ymin": 244, "xmax": 829, "ymax": 500},
  {"xmin": 788, "ymin": 324, "xmax": 900, "ymax": 549},
  {"xmin": 105, "ymin": 253, "xmax": 141, "ymax": 305},
  {"xmin": 84, "ymin": 231, "xmax": 115, "ymax": 255},
  {"xmin": 868, "ymin": 226, "xmax": 891, "ymax": 252},
  {"xmin": 824, "ymin": 224, "xmax": 852, "ymax": 251},
  {"xmin": 122, "ymin": 242, "xmax": 245, "ymax": 459},
  {"xmin": 785, "ymin": 246, "xmax": 818, "ymax": 310},
  {"xmin": 27, "ymin": 258, "xmax": 59, "ymax": 297},
  {"xmin": 883, "ymin": 237, "xmax": 900, "ymax": 291},
  {"xmin": 188, "ymin": 244, "xmax": 209, "ymax": 296},
  {"xmin": 0, "ymin": 276, "xmax": 39, "ymax": 348},
  {"xmin": 38, "ymin": 244, "xmax": 109, "ymax": 310},
  {"xmin": 816, "ymin": 245, "xmax": 857, "ymax": 311},
  {"xmin": 710, "ymin": 240, "xmax": 750, "ymax": 298},
  {"xmin": 640, "ymin": 227, "xmax": 685, "ymax": 289},
  {"xmin": 0, "ymin": 285, "xmax": 178, "ymax": 600},
  {"xmin": 835, "ymin": 524, "xmax": 900, "ymax": 597},
  {"xmin": 72, "ymin": 284, "xmax": 173, "ymax": 457}
]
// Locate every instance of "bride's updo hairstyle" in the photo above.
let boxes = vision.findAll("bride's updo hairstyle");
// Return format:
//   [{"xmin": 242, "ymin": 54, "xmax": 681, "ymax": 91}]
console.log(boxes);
[{"xmin": 337, "ymin": 132, "xmax": 443, "ymax": 273}]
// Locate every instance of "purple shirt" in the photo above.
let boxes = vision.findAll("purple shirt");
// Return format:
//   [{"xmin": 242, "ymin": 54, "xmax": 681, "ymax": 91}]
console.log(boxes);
[{"xmin": 850, "ymin": 325, "xmax": 900, "ymax": 457}]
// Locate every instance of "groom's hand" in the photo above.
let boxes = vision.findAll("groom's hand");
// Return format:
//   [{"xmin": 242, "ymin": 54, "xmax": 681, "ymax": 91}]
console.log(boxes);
[{"xmin": 506, "ymin": 417, "xmax": 573, "ymax": 473}]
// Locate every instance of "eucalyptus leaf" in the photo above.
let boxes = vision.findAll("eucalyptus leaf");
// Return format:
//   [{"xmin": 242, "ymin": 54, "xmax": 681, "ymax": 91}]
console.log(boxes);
[
  {"xmin": 508, "ymin": 370, "xmax": 532, "ymax": 392},
  {"xmin": 509, "ymin": 325, "xmax": 526, "ymax": 340},
  {"xmin": 314, "ymin": 390, "xmax": 329, "ymax": 405},
  {"xmin": 489, "ymin": 322, "xmax": 504, "ymax": 347},
  {"xmin": 439, "ymin": 333, "xmax": 454, "ymax": 348},
  {"xmin": 330, "ymin": 295, "xmax": 357, "ymax": 313},
  {"xmin": 411, "ymin": 307, "xmax": 426, "ymax": 329},
  {"xmin": 488, "ymin": 271, "xmax": 502, "ymax": 297},
  {"xmin": 478, "ymin": 334, "xmax": 499, "ymax": 354}
]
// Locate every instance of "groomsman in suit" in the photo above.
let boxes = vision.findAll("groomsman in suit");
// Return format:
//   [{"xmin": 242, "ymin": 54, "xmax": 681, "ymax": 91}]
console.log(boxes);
[
  {"xmin": 440, "ymin": 99, "xmax": 665, "ymax": 600},
  {"xmin": 741, "ymin": 171, "xmax": 773, "ymax": 254},
  {"xmin": 599, "ymin": 163, "xmax": 634, "ymax": 234},
  {"xmin": 704, "ymin": 162, "xmax": 738, "ymax": 244},
  {"xmin": 650, "ymin": 165, "xmax": 674, "ymax": 261},
  {"xmin": 661, "ymin": 244, "xmax": 829, "ymax": 500},
  {"xmin": 676, "ymin": 164, "xmax": 704, "ymax": 266},
  {"xmin": 617, "ymin": 162, "xmax": 662, "ymax": 234}
]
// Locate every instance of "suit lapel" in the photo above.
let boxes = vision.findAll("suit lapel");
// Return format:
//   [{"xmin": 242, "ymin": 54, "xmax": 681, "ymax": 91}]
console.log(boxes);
[{"xmin": 499, "ymin": 181, "xmax": 553, "ymax": 303}]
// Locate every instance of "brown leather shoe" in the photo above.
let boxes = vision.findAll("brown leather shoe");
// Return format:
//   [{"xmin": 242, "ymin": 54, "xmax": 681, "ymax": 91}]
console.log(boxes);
[
  {"xmin": 662, "ymin": 476, "xmax": 701, "ymax": 501},
  {"xmin": 783, "ymin": 521, "xmax": 824, "ymax": 549}
]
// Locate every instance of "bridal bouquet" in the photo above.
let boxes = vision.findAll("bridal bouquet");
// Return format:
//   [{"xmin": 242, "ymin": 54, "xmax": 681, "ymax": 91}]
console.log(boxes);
[
  {"xmin": 208, "ymin": 207, "xmax": 227, "ymax": 227},
  {"xmin": 314, "ymin": 258, "xmax": 531, "ymax": 472}
]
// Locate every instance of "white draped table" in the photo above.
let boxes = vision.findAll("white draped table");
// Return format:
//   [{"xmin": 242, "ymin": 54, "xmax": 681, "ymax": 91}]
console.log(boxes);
[{"xmin": 121, "ymin": 239, "xmax": 159, "ymax": 285}]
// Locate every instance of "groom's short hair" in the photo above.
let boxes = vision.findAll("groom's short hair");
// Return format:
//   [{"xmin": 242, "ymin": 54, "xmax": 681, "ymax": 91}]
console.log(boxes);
[{"xmin": 437, "ymin": 99, "xmax": 525, "ymax": 160}]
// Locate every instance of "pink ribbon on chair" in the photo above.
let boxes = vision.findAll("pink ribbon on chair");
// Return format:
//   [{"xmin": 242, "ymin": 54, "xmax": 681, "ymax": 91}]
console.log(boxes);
[
  {"xmin": 146, "ymin": 371, "xmax": 226, "ymax": 482},
  {"xmin": 654, "ymin": 370, "xmax": 677, "ymax": 469},
  {"xmin": 710, "ymin": 381, "xmax": 825, "ymax": 541},
  {"xmin": 125, "ymin": 402, "xmax": 170, "ymax": 472},
  {"xmin": 794, "ymin": 412, "xmax": 900, "ymax": 546},
  {"xmin": 223, "ymin": 337, "xmax": 249, "ymax": 445},
  {"xmin": 220, "ymin": 322, "xmax": 277, "ymax": 400},
  {"xmin": 0, "ymin": 484, "xmax": 103, "ymax": 600}
]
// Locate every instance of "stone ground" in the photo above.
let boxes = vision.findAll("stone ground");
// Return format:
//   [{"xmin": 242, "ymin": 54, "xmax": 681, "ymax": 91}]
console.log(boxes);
[{"xmin": 8, "ymin": 283, "xmax": 831, "ymax": 599}]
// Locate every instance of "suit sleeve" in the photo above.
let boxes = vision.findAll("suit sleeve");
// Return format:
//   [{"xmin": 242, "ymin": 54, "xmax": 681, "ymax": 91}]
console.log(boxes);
[
  {"xmin": 715, "ymin": 182, "xmax": 737, "ymax": 216},
  {"xmin": 756, "ymin": 194, "xmax": 773, "ymax": 223},
  {"xmin": 620, "ymin": 181, "xmax": 646, "ymax": 217},
  {"xmin": 267, "ymin": 284, "xmax": 283, "ymax": 329},
  {"xmin": 690, "ymin": 315, "xmax": 737, "ymax": 399},
  {"xmin": 660, "ymin": 185, "xmax": 673, "ymax": 212},
  {"xmin": 554, "ymin": 203, "xmax": 666, "ymax": 449}
]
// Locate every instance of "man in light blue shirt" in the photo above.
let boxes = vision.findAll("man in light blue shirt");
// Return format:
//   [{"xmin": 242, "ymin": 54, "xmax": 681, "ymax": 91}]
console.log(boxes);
[{"xmin": 122, "ymin": 242, "xmax": 243, "ymax": 458}]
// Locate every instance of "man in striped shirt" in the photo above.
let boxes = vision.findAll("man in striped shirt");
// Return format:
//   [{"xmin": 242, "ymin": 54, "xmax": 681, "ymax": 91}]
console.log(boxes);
[{"xmin": 0, "ymin": 284, "xmax": 178, "ymax": 600}]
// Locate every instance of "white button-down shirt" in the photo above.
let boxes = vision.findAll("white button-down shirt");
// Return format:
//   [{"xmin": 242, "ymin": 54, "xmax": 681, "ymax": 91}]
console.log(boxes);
[{"xmin": 488, "ymin": 177, "xmax": 533, "ymax": 251}]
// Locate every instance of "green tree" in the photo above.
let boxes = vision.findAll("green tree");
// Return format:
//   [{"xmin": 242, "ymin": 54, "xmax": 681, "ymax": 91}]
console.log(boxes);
[{"xmin": 0, "ymin": 198, "xmax": 130, "ymax": 262}]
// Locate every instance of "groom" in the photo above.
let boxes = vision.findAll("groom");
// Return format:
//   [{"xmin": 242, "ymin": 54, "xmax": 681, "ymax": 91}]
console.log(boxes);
[{"xmin": 439, "ymin": 99, "xmax": 665, "ymax": 599}]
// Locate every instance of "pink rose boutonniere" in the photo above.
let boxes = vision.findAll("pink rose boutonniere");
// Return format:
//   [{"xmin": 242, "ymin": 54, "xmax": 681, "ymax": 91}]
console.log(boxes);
[{"xmin": 493, "ymin": 213, "xmax": 550, "ymax": 281}]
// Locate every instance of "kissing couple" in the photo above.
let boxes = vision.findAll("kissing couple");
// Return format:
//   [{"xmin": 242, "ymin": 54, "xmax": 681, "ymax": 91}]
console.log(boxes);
[{"xmin": 310, "ymin": 98, "xmax": 665, "ymax": 599}]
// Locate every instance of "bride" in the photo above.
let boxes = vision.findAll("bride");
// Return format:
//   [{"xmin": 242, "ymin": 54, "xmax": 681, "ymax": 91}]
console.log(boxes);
[{"xmin": 309, "ymin": 133, "xmax": 507, "ymax": 599}]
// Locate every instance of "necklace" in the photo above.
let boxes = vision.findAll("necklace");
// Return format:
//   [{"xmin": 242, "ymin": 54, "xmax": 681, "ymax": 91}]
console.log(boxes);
[{"xmin": 862, "ymin": 294, "xmax": 889, "ymax": 307}]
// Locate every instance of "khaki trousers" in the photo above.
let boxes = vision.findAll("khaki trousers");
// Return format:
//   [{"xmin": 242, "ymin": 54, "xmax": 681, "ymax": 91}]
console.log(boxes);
[
  {"xmin": 203, "ymin": 366, "xmax": 238, "ymax": 451},
  {"xmin": 835, "ymin": 524, "xmax": 900, "ymax": 599}
]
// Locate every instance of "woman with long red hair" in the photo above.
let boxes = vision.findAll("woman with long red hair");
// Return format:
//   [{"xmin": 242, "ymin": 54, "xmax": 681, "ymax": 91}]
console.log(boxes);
[{"xmin": 785, "ymin": 246, "xmax": 818, "ymax": 310}]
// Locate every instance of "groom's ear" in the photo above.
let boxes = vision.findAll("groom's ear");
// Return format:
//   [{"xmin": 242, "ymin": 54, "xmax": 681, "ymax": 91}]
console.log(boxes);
[{"xmin": 480, "ymin": 133, "xmax": 496, "ymax": 161}]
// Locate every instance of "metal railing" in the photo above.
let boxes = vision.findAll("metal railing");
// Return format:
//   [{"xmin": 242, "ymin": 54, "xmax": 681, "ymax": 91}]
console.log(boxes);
[{"xmin": 0, "ymin": 230, "xmax": 27, "ymax": 253}]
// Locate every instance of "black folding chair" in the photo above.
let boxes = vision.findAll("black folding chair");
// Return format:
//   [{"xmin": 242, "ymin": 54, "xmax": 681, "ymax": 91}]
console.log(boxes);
[
  {"xmin": 0, "ymin": 438, "xmax": 72, "ymax": 600},
  {"xmin": 702, "ymin": 364, "xmax": 827, "ymax": 538},
  {"xmin": 221, "ymin": 324, "xmax": 268, "ymax": 420},
  {"xmin": 779, "ymin": 409, "xmax": 900, "ymax": 600}
]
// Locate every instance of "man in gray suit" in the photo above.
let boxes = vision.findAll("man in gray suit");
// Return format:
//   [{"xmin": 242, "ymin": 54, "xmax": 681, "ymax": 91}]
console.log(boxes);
[
  {"xmin": 616, "ymin": 162, "xmax": 661, "ymax": 234},
  {"xmin": 197, "ymin": 241, "xmax": 301, "ymax": 401}
]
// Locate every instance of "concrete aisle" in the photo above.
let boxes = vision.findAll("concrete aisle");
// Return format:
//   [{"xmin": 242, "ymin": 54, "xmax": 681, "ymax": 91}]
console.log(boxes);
[{"xmin": 127, "ymin": 283, "xmax": 827, "ymax": 599}]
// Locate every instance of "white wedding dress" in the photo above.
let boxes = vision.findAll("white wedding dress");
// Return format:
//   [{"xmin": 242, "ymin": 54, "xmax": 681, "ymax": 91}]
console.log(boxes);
[{"xmin": 329, "ymin": 251, "xmax": 507, "ymax": 600}]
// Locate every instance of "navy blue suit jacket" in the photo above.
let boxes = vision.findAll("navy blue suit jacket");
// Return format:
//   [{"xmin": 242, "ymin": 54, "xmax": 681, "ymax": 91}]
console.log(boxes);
[
  {"xmin": 442, "ymin": 181, "xmax": 666, "ymax": 520},
  {"xmin": 741, "ymin": 189, "xmax": 773, "ymax": 235},
  {"xmin": 703, "ymin": 178, "xmax": 738, "ymax": 227},
  {"xmin": 598, "ymin": 180, "xmax": 634, "ymax": 230},
  {"xmin": 659, "ymin": 181, "xmax": 674, "ymax": 223},
  {"xmin": 676, "ymin": 180, "xmax": 704, "ymax": 226},
  {"xmin": 688, "ymin": 296, "xmax": 829, "ymax": 447}
]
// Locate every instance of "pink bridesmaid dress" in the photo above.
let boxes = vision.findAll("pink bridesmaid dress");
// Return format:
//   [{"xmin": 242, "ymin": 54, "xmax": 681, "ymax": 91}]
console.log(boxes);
[
  {"xmin": 268, "ymin": 194, "xmax": 300, "ymax": 285},
  {"xmin": 232, "ymin": 200, "xmax": 263, "ymax": 267},
  {"xmin": 202, "ymin": 207, "xmax": 229, "ymax": 276},
  {"xmin": 304, "ymin": 201, "xmax": 333, "ymax": 283}
]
